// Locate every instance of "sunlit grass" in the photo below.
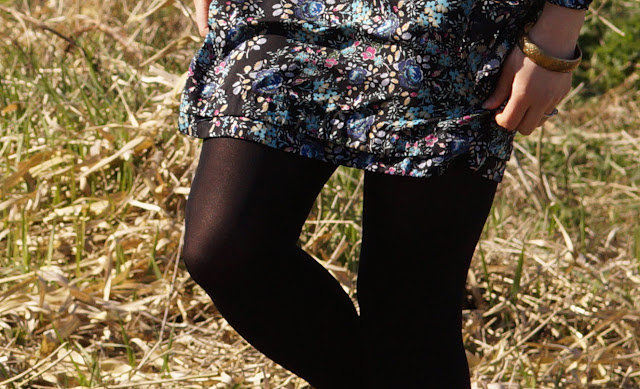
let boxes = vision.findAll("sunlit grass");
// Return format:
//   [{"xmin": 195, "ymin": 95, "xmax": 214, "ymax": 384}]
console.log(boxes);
[{"xmin": 1, "ymin": 0, "xmax": 640, "ymax": 387}]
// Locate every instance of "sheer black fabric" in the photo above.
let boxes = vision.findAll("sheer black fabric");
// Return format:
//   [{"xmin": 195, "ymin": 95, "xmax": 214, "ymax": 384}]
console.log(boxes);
[{"xmin": 181, "ymin": 137, "xmax": 498, "ymax": 388}]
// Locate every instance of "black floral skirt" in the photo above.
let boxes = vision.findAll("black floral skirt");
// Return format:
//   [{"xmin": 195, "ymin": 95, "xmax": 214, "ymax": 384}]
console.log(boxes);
[{"xmin": 178, "ymin": 0, "xmax": 545, "ymax": 182}]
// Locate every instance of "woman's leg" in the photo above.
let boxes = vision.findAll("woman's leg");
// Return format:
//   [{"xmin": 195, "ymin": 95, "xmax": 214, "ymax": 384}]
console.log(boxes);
[
  {"xmin": 181, "ymin": 137, "xmax": 365, "ymax": 388},
  {"xmin": 357, "ymin": 156, "xmax": 499, "ymax": 388}
]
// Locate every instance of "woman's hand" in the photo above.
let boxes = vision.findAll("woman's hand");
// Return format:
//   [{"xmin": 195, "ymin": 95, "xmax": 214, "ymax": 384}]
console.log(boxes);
[
  {"xmin": 482, "ymin": 2, "xmax": 586, "ymax": 136},
  {"xmin": 194, "ymin": 0, "xmax": 213, "ymax": 38},
  {"xmin": 481, "ymin": 46, "xmax": 573, "ymax": 136}
]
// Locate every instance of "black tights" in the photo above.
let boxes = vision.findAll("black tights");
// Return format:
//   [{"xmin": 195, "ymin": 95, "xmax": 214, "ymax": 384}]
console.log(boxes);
[{"xmin": 181, "ymin": 137, "xmax": 498, "ymax": 389}]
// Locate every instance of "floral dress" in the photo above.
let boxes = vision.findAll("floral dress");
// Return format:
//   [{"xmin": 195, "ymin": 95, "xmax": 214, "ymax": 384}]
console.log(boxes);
[{"xmin": 178, "ymin": 0, "xmax": 592, "ymax": 182}]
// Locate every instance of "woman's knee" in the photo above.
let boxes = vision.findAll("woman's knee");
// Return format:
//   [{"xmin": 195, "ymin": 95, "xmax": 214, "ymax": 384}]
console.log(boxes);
[{"xmin": 180, "ymin": 222, "xmax": 252, "ymax": 286}]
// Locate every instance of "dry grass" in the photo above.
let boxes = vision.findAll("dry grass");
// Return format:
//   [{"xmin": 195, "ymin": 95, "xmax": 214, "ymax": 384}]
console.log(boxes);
[{"xmin": 1, "ymin": 0, "xmax": 639, "ymax": 388}]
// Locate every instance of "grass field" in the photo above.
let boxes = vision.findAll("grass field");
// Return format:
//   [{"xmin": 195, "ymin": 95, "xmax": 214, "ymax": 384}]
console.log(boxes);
[{"xmin": 1, "ymin": 0, "xmax": 639, "ymax": 387}]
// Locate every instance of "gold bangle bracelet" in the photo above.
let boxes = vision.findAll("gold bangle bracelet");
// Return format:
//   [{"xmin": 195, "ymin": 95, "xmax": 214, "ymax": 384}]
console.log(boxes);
[{"xmin": 517, "ymin": 23, "xmax": 582, "ymax": 73}]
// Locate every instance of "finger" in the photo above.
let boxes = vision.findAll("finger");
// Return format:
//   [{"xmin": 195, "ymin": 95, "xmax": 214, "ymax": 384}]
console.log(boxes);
[
  {"xmin": 536, "ymin": 101, "xmax": 559, "ymax": 128},
  {"xmin": 494, "ymin": 93, "xmax": 528, "ymax": 132},
  {"xmin": 543, "ymin": 100, "xmax": 560, "ymax": 117},
  {"xmin": 482, "ymin": 61, "xmax": 516, "ymax": 110},
  {"xmin": 194, "ymin": 0, "xmax": 211, "ymax": 37},
  {"xmin": 199, "ymin": 25, "xmax": 210, "ymax": 38},
  {"xmin": 516, "ymin": 106, "xmax": 545, "ymax": 136},
  {"xmin": 538, "ymin": 116, "xmax": 549, "ymax": 127}
]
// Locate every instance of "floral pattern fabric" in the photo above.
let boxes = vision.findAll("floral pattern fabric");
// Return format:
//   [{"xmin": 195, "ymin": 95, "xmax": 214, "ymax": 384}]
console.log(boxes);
[{"xmin": 178, "ymin": 0, "xmax": 591, "ymax": 182}]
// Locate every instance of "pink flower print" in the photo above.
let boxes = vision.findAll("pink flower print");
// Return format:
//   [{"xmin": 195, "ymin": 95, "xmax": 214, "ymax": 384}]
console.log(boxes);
[
  {"xmin": 353, "ymin": 41, "xmax": 361, "ymax": 46},
  {"xmin": 325, "ymin": 58, "xmax": 338, "ymax": 68},
  {"xmin": 362, "ymin": 46, "xmax": 376, "ymax": 60},
  {"xmin": 458, "ymin": 115, "xmax": 472, "ymax": 124},
  {"xmin": 410, "ymin": 92, "xmax": 418, "ymax": 97},
  {"xmin": 214, "ymin": 61, "xmax": 227, "ymax": 74},
  {"xmin": 424, "ymin": 134, "xmax": 438, "ymax": 147}
]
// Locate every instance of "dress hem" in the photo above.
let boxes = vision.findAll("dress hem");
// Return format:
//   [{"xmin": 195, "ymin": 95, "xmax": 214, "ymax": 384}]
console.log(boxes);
[{"xmin": 178, "ymin": 114, "xmax": 512, "ymax": 183}]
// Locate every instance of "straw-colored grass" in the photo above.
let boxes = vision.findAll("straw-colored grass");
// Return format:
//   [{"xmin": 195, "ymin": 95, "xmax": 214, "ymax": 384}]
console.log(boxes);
[{"xmin": 1, "ymin": 0, "xmax": 639, "ymax": 387}]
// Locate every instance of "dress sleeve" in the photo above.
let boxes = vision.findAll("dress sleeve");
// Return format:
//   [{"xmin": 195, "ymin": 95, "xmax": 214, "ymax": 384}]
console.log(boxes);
[{"xmin": 544, "ymin": 0, "xmax": 592, "ymax": 10}]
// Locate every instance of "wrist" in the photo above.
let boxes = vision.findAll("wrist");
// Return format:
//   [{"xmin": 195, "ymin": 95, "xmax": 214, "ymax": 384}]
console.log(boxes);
[
  {"xmin": 518, "ymin": 23, "xmax": 582, "ymax": 73},
  {"xmin": 528, "ymin": 2, "xmax": 586, "ymax": 59}
]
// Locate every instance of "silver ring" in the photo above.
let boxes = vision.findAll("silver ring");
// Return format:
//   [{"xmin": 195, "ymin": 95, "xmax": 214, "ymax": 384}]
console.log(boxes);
[{"xmin": 543, "ymin": 107, "xmax": 559, "ymax": 118}]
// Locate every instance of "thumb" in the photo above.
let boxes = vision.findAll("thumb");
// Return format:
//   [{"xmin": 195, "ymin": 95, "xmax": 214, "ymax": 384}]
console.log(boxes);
[
  {"xmin": 195, "ymin": 0, "xmax": 211, "ymax": 37},
  {"xmin": 482, "ymin": 65, "xmax": 515, "ymax": 110},
  {"xmin": 199, "ymin": 25, "xmax": 210, "ymax": 38}
]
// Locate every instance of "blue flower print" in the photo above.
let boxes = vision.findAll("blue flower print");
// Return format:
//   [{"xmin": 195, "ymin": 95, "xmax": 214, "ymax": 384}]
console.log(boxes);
[
  {"xmin": 313, "ymin": 79, "xmax": 328, "ymax": 90},
  {"xmin": 417, "ymin": 88, "xmax": 432, "ymax": 99},
  {"xmin": 313, "ymin": 88, "xmax": 338, "ymax": 102},
  {"xmin": 397, "ymin": 59, "xmax": 424, "ymax": 90},
  {"xmin": 303, "ymin": 63, "xmax": 319, "ymax": 76},
  {"xmin": 301, "ymin": 143, "xmax": 319, "ymax": 158},
  {"xmin": 196, "ymin": 48, "xmax": 215, "ymax": 65},
  {"xmin": 400, "ymin": 158, "xmax": 411, "ymax": 172},
  {"xmin": 252, "ymin": 69, "xmax": 285, "ymax": 95},
  {"xmin": 227, "ymin": 21, "xmax": 255, "ymax": 45},
  {"xmin": 450, "ymin": 138, "xmax": 469, "ymax": 154},
  {"xmin": 347, "ymin": 67, "xmax": 367, "ymax": 85},
  {"xmin": 345, "ymin": 111, "xmax": 375, "ymax": 141},
  {"xmin": 293, "ymin": 50, "xmax": 310, "ymax": 62},
  {"xmin": 438, "ymin": 54, "xmax": 452, "ymax": 67},
  {"xmin": 487, "ymin": 130, "xmax": 514, "ymax": 159},
  {"xmin": 295, "ymin": 0, "xmax": 326, "ymax": 21},
  {"xmin": 423, "ymin": 105, "xmax": 435, "ymax": 115},
  {"xmin": 446, "ymin": 107, "xmax": 464, "ymax": 118},
  {"xmin": 372, "ymin": 15, "xmax": 399, "ymax": 39},
  {"xmin": 340, "ymin": 43, "xmax": 358, "ymax": 56},
  {"xmin": 201, "ymin": 83, "xmax": 218, "ymax": 98}
]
